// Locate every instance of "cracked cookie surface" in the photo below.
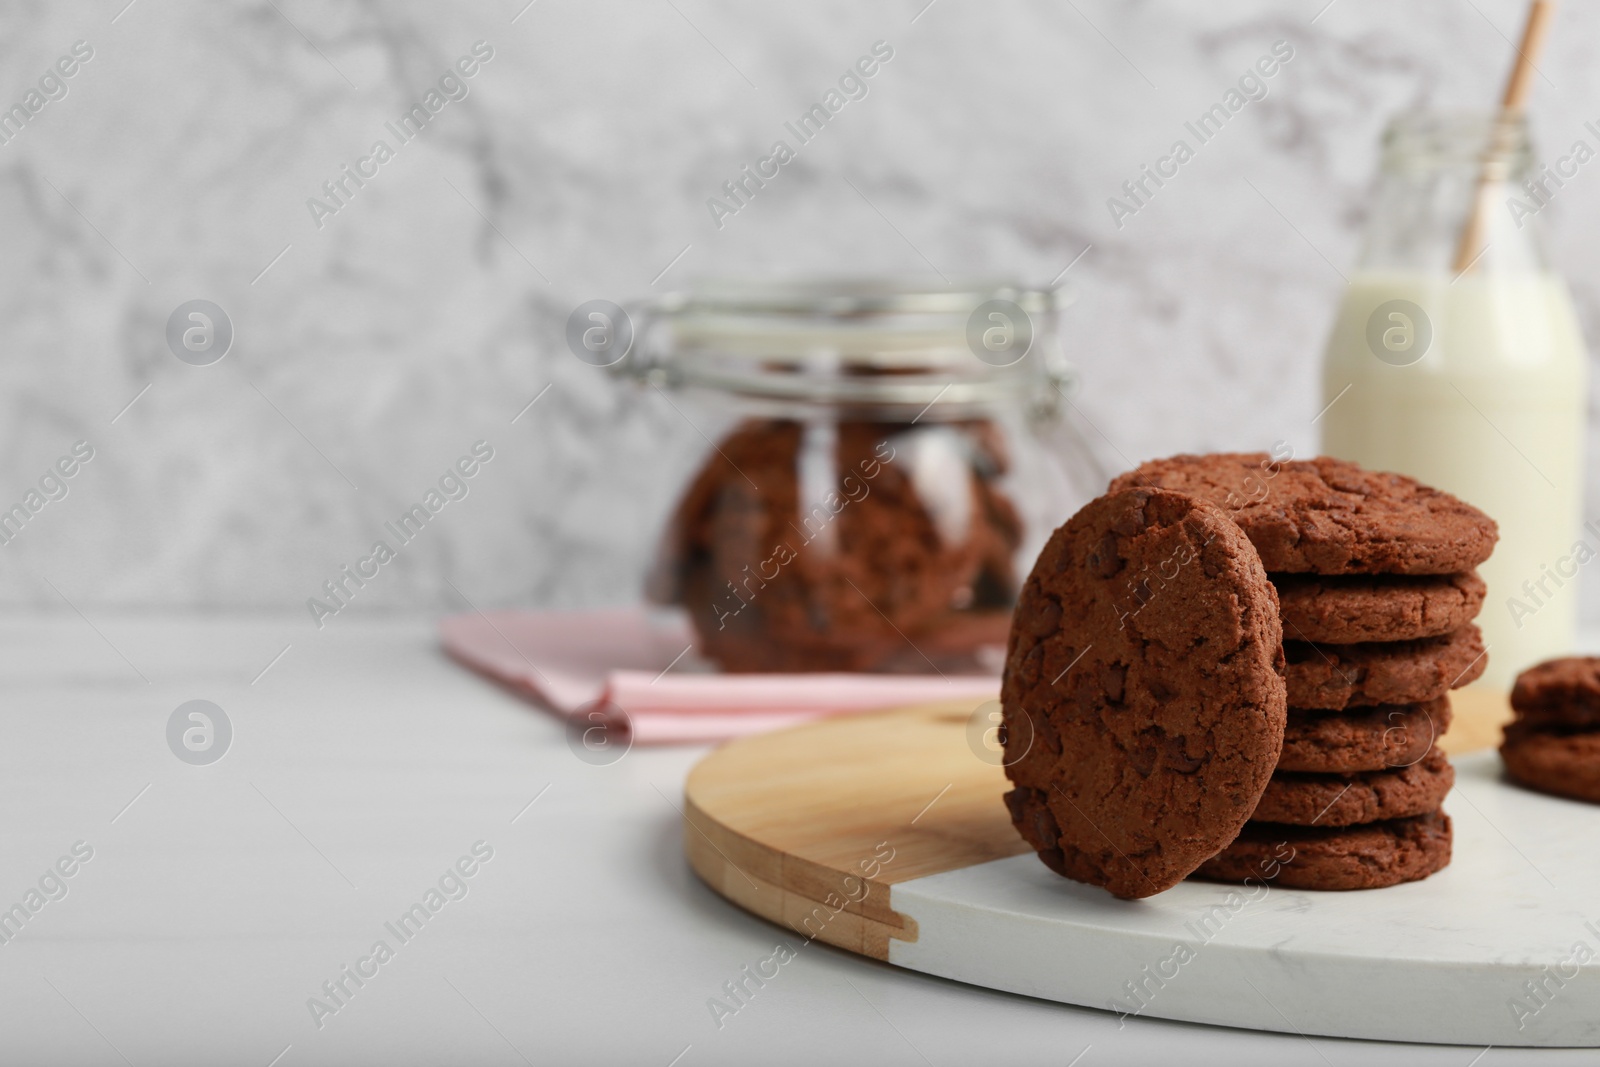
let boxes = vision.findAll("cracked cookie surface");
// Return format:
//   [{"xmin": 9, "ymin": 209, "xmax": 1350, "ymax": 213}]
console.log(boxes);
[{"xmin": 1110, "ymin": 453, "xmax": 1497, "ymax": 575}]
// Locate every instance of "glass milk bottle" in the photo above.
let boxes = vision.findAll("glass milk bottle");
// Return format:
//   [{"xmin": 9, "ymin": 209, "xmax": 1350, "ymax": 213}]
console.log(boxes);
[{"xmin": 1320, "ymin": 111, "xmax": 1588, "ymax": 689}]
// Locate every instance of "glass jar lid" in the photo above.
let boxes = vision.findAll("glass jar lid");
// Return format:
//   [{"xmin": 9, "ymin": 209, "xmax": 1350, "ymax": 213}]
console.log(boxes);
[{"xmin": 620, "ymin": 278, "xmax": 1075, "ymax": 418}]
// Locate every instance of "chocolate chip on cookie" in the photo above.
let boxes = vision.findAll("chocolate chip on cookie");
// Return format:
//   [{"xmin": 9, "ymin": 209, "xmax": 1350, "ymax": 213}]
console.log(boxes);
[
  {"xmin": 1110, "ymin": 453, "xmax": 1497, "ymax": 575},
  {"xmin": 1001, "ymin": 487, "xmax": 1286, "ymax": 899}
]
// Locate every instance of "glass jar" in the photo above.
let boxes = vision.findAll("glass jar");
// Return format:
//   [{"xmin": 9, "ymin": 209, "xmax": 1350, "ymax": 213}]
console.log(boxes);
[
  {"xmin": 1319, "ymin": 111, "xmax": 1589, "ymax": 688},
  {"xmin": 620, "ymin": 279, "xmax": 1102, "ymax": 674}
]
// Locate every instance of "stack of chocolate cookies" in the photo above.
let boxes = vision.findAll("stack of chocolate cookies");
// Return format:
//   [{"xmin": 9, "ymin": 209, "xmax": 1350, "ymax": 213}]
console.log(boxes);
[
  {"xmin": 1109, "ymin": 453, "xmax": 1497, "ymax": 890},
  {"xmin": 1501, "ymin": 657, "xmax": 1600, "ymax": 804}
]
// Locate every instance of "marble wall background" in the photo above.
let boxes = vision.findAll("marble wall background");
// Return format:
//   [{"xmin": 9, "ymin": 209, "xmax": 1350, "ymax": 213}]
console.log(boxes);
[{"xmin": 3, "ymin": 0, "xmax": 1598, "ymax": 620}]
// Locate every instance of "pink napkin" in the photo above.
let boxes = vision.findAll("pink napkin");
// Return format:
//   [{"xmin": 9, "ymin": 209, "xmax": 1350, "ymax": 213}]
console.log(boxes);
[{"xmin": 438, "ymin": 607, "xmax": 1000, "ymax": 744}]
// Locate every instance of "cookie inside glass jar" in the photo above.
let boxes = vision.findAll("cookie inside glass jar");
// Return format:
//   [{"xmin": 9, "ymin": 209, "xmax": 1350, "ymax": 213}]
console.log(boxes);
[
  {"xmin": 620, "ymin": 279, "xmax": 1095, "ymax": 674},
  {"xmin": 650, "ymin": 417, "xmax": 1023, "ymax": 672}
]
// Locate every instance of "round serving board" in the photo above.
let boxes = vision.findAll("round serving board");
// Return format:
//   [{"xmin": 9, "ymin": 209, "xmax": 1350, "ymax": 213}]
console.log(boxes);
[{"xmin": 683, "ymin": 689, "xmax": 1600, "ymax": 1047}]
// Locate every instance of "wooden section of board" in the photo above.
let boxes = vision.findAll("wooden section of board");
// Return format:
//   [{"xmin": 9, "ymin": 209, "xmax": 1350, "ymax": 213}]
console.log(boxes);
[
  {"xmin": 683, "ymin": 687, "xmax": 1512, "ymax": 961},
  {"xmin": 1442, "ymin": 685, "xmax": 1515, "ymax": 754},
  {"xmin": 683, "ymin": 697, "xmax": 1024, "ymax": 959}
]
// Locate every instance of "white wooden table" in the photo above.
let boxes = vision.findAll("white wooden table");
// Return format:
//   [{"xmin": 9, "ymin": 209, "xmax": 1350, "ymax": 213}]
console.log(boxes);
[{"xmin": 1, "ymin": 613, "xmax": 1592, "ymax": 1066}]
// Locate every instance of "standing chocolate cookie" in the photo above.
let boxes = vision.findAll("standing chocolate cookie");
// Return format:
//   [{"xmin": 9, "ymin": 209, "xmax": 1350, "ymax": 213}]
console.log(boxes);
[
  {"xmin": 1002, "ymin": 487, "xmax": 1286, "ymax": 899},
  {"xmin": 1110, "ymin": 453, "xmax": 1497, "ymax": 575}
]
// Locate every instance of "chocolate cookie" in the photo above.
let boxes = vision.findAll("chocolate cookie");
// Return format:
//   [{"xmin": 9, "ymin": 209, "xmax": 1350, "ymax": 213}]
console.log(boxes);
[
  {"xmin": 1285, "ymin": 626, "xmax": 1486, "ymax": 710},
  {"xmin": 1193, "ymin": 811, "xmax": 1452, "ymax": 890},
  {"xmin": 1275, "ymin": 571, "xmax": 1487, "ymax": 644},
  {"xmin": 652, "ymin": 419, "xmax": 1023, "ymax": 672},
  {"xmin": 1510, "ymin": 656, "xmax": 1600, "ymax": 729},
  {"xmin": 1500, "ymin": 722, "xmax": 1600, "ymax": 804},
  {"xmin": 1278, "ymin": 698, "xmax": 1451, "ymax": 773},
  {"xmin": 1001, "ymin": 487, "xmax": 1287, "ymax": 900},
  {"xmin": 1110, "ymin": 453, "xmax": 1497, "ymax": 575},
  {"xmin": 1251, "ymin": 748, "xmax": 1454, "ymax": 827}
]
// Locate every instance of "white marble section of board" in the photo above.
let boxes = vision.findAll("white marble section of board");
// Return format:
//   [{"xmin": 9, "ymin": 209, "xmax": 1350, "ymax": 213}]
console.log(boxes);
[{"xmin": 887, "ymin": 753, "xmax": 1600, "ymax": 1047}]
